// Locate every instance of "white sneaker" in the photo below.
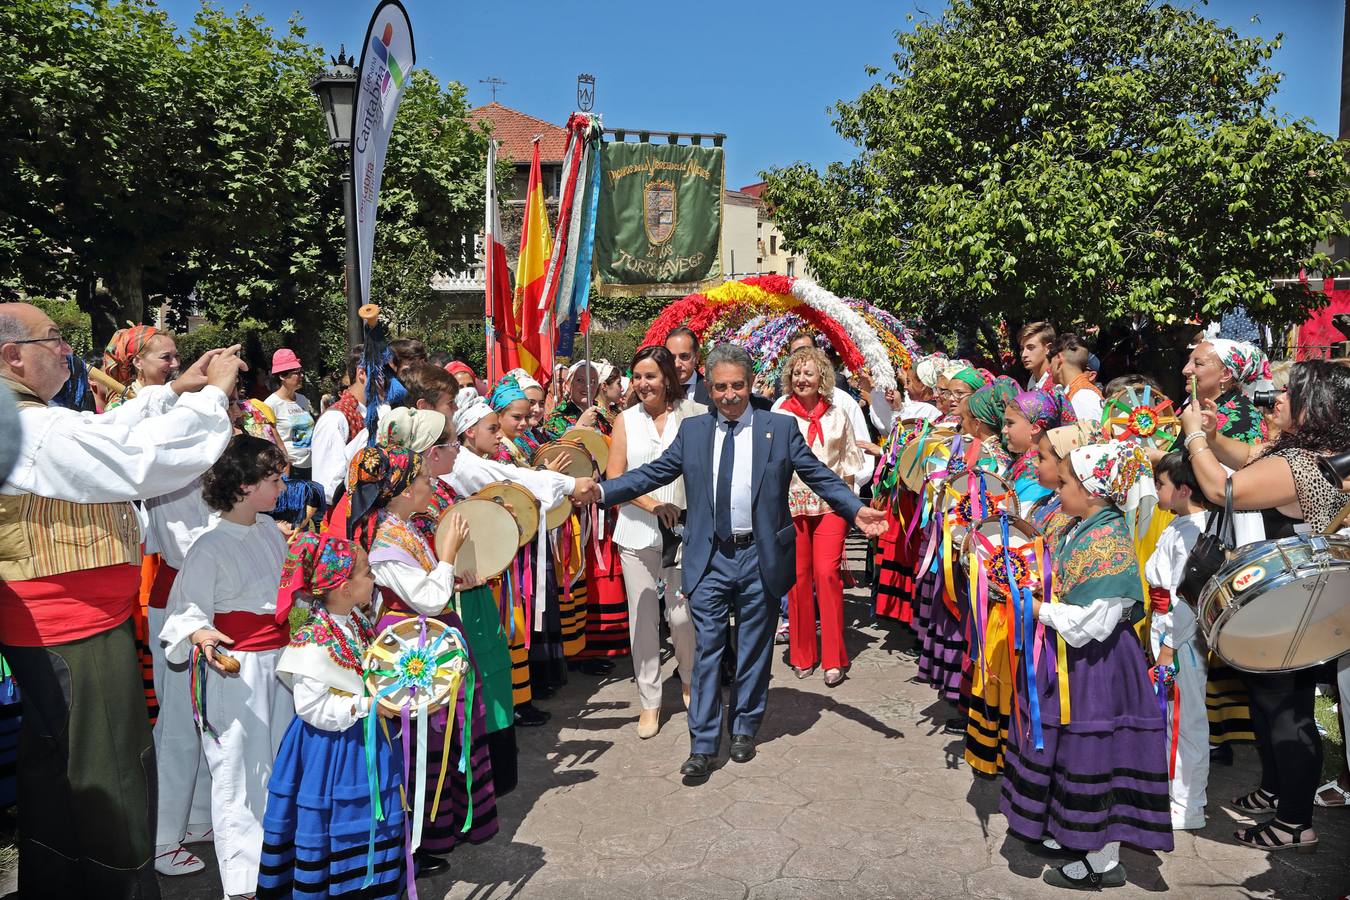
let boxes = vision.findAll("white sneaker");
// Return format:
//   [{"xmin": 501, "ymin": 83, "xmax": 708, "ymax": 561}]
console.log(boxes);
[
  {"xmin": 154, "ymin": 845, "xmax": 205, "ymax": 875},
  {"xmin": 184, "ymin": 825, "xmax": 213, "ymax": 845}
]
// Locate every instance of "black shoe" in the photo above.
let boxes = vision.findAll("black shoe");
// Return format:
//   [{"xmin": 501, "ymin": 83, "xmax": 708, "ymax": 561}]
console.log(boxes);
[
  {"xmin": 942, "ymin": 716, "xmax": 966, "ymax": 735},
  {"xmin": 413, "ymin": 849, "xmax": 450, "ymax": 876},
  {"xmin": 571, "ymin": 658, "xmax": 614, "ymax": 676},
  {"xmin": 729, "ymin": 734, "xmax": 756, "ymax": 763},
  {"xmin": 1024, "ymin": 839, "xmax": 1079, "ymax": 861},
  {"xmin": 533, "ymin": 683, "xmax": 556, "ymax": 700},
  {"xmin": 1042, "ymin": 860, "xmax": 1126, "ymax": 890},
  {"xmin": 514, "ymin": 703, "xmax": 550, "ymax": 727},
  {"xmin": 1210, "ymin": 744, "xmax": 1234, "ymax": 766},
  {"xmin": 680, "ymin": 753, "xmax": 714, "ymax": 780}
]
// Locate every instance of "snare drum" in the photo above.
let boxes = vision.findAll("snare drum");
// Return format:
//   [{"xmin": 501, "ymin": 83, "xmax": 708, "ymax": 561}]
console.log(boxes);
[
  {"xmin": 437, "ymin": 497, "xmax": 520, "ymax": 579},
  {"xmin": 1198, "ymin": 534, "xmax": 1350, "ymax": 673}
]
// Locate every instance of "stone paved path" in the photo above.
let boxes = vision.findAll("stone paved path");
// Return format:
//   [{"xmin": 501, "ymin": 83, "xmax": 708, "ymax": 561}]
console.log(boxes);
[{"xmin": 158, "ymin": 538, "xmax": 1349, "ymax": 899}]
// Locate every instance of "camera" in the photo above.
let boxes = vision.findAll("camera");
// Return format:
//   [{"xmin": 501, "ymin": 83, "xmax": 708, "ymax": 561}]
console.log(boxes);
[
  {"xmin": 1318, "ymin": 450, "xmax": 1350, "ymax": 488},
  {"xmin": 1251, "ymin": 389, "xmax": 1280, "ymax": 411}
]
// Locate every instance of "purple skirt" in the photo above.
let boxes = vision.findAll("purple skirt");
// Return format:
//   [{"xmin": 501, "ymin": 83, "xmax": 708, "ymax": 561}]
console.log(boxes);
[
  {"xmin": 999, "ymin": 620, "xmax": 1173, "ymax": 852},
  {"xmin": 376, "ymin": 609, "xmax": 500, "ymax": 851},
  {"xmin": 916, "ymin": 570, "xmax": 964, "ymax": 702}
]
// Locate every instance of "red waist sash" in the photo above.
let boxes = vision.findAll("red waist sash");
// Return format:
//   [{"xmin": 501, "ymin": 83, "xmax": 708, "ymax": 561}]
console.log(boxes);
[
  {"xmin": 214, "ymin": 611, "xmax": 289, "ymax": 652},
  {"xmin": 148, "ymin": 562, "xmax": 179, "ymax": 610}
]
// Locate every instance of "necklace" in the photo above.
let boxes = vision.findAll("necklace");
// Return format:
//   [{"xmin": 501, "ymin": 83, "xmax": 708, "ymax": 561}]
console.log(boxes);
[{"xmin": 313, "ymin": 608, "xmax": 374, "ymax": 673}]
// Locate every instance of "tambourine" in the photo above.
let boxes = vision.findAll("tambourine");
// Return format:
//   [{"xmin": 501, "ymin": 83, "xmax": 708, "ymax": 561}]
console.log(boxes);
[
  {"xmin": 363, "ymin": 617, "xmax": 469, "ymax": 715},
  {"xmin": 473, "ymin": 481, "xmax": 539, "ymax": 547},
  {"xmin": 962, "ymin": 514, "xmax": 1044, "ymax": 597},
  {"xmin": 936, "ymin": 469, "xmax": 1019, "ymax": 553},
  {"xmin": 436, "ymin": 497, "xmax": 519, "ymax": 578},
  {"xmin": 897, "ymin": 426, "xmax": 956, "ymax": 493},
  {"xmin": 561, "ymin": 428, "xmax": 610, "ymax": 472},
  {"xmin": 1102, "ymin": 386, "xmax": 1181, "ymax": 450},
  {"xmin": 535, "ymin": 439, "xmax": 594, "ymax": 479}
]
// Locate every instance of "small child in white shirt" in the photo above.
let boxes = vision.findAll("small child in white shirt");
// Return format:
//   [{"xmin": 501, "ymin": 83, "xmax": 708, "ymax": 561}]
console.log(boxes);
[{"xmin": 1144, "ymin": 451, "xmax": 1211, "ymax": 830}]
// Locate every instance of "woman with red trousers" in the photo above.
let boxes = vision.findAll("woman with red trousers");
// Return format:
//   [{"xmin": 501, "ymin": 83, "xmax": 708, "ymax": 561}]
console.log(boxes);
[{"xmin": 777, "ymin": 347, "xmax": 864, "ymax": 686}]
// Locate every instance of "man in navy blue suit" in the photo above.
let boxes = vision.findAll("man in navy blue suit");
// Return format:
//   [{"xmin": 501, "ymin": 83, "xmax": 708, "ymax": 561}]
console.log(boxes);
[{"xmin": 584, "ymin": 343, "xmax": 888, "ymax": 779}]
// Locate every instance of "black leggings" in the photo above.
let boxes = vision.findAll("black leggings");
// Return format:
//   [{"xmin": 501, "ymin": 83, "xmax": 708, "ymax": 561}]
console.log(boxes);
[{"xmin": 1243, "ymin": 666, "xmax": 1325, "ymax": 827}]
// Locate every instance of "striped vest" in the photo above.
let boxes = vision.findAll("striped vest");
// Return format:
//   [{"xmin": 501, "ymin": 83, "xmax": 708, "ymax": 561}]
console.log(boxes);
[{"xmin": 0, "ymin": 384, "xmax": 141, "ymax": 581}]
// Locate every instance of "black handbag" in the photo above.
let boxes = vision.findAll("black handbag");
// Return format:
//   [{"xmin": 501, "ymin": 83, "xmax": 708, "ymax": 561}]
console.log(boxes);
[
  {"xmin": 659, "ymin": 510, "xmax": 686, "ymax": 569},
  {"xmin": 1178, "ymin": 479, "xmax": 1235, "ymax": 607}
]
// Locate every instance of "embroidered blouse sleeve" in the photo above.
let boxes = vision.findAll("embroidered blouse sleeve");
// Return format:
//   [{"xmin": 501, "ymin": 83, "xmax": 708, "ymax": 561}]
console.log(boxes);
[
  {"xmin": 371, "ymin": 558, "xmax": 456, "ymax": 616},
  {"xmin": 292, "ymin": 672, "xmax": 368, "ymax": 731},
  {"xmin": 1037, "ymin": 596, "xmax": 1130, "ymax": 649}
]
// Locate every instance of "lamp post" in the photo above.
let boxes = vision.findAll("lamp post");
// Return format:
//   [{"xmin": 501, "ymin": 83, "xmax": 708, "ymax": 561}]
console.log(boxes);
[{"xmin": 310, "ymin": 48, "xmax": 362, "ymax": 352}]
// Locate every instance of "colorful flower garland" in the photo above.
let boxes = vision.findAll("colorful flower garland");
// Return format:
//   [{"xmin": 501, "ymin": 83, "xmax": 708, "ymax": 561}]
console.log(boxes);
[{"xmin": 641, "ymin": 276, "xmax": 902, "ymax": 392}]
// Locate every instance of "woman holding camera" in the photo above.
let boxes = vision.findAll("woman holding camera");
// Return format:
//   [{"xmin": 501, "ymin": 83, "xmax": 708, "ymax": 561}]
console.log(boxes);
[{"xmin": 1181, "ymin": 358, "xmax": 1350, "ymax": 853}]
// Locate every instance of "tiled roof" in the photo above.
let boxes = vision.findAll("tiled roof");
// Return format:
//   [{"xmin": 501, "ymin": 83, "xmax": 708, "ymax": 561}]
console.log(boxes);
[
  {"xmin": 470, "ymin": 102, "xmax": 569, "ymax": 164},
  {"xmin": 739, "ymin": 181, "xmax": 768, "ymax": 199}
]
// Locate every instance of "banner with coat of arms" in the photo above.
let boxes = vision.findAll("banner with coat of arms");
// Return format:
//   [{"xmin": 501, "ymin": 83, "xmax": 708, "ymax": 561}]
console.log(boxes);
[{"xmin": 594, "ymin": 142, "xmax": 724, "ymax": 296}]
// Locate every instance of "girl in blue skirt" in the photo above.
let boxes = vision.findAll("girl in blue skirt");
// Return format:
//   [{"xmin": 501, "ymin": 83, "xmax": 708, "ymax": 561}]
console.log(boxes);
[{"xmin": 257, "ymin": 533, "xmax": 405, "ymax": 899}]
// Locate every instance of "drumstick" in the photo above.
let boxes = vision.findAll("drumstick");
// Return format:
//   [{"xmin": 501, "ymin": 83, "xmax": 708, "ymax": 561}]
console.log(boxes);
[
  {"xmin": 88, "ymin": 366, "xmax": 126, "ymax": 396},
  {"xmin": 1325, "ymin": 499, "xmax": 1350, "ymax": 535}
]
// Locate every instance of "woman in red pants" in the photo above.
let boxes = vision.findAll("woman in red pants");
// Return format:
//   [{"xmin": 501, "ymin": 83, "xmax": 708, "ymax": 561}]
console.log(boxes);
[{"xmin": 777, "ymin": 346, "xmax": 865, "ymax": 686}]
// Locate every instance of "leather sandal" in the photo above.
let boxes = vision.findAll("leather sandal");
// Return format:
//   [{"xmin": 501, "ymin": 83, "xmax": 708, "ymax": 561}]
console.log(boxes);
[
  {"xmin": 1234, "ymin": 819, "xmax": 1318, "ymax": 854},
  {"xmin": 1232, "ymin": 787, "xmax": 1278, "ymax": 814}
]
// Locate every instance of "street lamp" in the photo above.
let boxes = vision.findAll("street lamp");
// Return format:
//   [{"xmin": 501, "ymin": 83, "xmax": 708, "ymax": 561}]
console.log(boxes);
[{"xmin": 310, "ymin": 47, "xmax": 362, "ymax": 351}]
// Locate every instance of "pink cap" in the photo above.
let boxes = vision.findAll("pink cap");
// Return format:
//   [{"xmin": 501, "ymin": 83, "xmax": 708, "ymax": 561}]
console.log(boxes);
[{"xmin": 271, "ymin": 348, "xmax": 302, "ymax": 374}]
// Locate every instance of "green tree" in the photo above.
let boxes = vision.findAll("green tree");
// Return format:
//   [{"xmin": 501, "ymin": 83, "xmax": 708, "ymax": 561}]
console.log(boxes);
[
  {"xmin": 762, "ymin": 0, "xmax": 1350, "ymax": 336},
  {"xmin": 0, "ymin": 0, "xmax": 491, "ymax": 370}
]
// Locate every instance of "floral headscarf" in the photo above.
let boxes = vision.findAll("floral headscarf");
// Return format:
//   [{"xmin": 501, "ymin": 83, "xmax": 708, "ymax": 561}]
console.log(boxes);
[
  {"xmin": 346, "ymin": 445, "xmax": 424, "ymax": 544},
  {"xmin": 1046, "ymin": 421, "xmax": 1102, "ymax": 459},
  {"xmin": 1011, "ymin": 389, "xmax": 1068, "ymax": 431},
  {"xmin": 1205, "ymin": 339, "xmax": 1272, "ymax": 399},
  {"xmin": 966, "ymin": 376, "xmax": 1019, "ymax": 429},
  {"xmin": 1069, "ymin": 440, "xmax": 1156, "ymax": 538},
  {"xmin": 506, "ymin": 368, "xmax": 542, "ymax": 392},
  {"xmin": 276, "ymin": 532, "xmax": 356, "ymax": 628},
  {"xmin": 489, "ymin": 375, "xmax": 527, "ymax": 411},
  {"xmin": 103, "ymin": 325, "xmax": 159, "ymax": 385}
]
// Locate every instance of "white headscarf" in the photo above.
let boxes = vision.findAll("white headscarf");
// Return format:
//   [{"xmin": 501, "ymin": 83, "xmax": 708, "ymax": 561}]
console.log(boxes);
[
  {"xmin": 376, "ymin": 408, "xmax": 447, "ymax": 452},
  {"xmin": 506, "ymin": 367, "xmax": 542, "ymax": 392},
  {"xmin": 453, "ymin": 389, "xmax": 493, "ymax": 436},
  {"xmin": 1069, "ymin": 441, "xmax": 1157, "ymax": 539},
  {"xmin": 914, "ymin": 354, "xmax": 947, "ymax": 389}
]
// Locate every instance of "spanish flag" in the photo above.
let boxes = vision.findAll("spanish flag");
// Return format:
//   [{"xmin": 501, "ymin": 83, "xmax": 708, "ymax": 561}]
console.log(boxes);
[{"xmin": 513, "ymin": 140, "xmax": 554, "ymax": 380}]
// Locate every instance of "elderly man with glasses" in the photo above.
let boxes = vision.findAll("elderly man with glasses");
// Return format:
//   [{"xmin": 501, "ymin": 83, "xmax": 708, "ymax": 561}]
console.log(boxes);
[{"xmin": 0, "ymin": 302, "xmax": 243, "ymax": 899}]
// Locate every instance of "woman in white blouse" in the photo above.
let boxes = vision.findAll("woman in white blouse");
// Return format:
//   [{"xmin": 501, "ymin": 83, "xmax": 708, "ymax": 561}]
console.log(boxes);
[
  {"xmin": 605, "ymin": 346, "xmax": 706, "ymax": 738},
  {"xmin": 777, "ymin": 347, "xmax": 863, "ymax": 687}
]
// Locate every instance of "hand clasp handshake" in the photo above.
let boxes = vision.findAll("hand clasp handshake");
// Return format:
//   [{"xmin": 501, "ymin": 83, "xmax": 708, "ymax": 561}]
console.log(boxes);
[{"xmin": 569, "ymin": 476, "xmax": 601, "ymax": 506}]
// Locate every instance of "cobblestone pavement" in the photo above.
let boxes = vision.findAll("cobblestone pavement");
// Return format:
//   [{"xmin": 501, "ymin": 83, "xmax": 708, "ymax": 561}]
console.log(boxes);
[{"xmin": 157, "ymin": 539, "xmax": 1349, "ymax": 899}]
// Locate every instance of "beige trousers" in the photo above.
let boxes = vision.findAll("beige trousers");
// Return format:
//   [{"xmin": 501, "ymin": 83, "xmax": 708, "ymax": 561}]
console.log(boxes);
[{"xmin": 618, "ymin": 545, "xmax": 695, "ymax": 709}]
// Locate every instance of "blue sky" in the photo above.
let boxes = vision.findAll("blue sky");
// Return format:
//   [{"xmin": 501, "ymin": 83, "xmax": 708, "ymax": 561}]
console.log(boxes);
[{"xmin": 157, "ymin": 0, "xmax": 1342, "ymax": 188}]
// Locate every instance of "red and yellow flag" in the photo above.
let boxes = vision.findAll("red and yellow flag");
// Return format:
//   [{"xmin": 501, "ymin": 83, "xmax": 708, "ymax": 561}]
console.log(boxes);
[{"xmin": 513, "ymin": 141, "xmax": 554, "ymax": 380}]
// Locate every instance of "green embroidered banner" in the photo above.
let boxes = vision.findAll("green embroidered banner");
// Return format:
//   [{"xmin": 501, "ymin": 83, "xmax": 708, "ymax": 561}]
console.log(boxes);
[{"xmin": 594, "ymin": 142, "xmax": 724, "ymax": 295}]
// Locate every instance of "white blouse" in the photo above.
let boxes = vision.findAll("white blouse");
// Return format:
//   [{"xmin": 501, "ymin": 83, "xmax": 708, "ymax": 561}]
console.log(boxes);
[
  {"xmin": 613, "ymin": 399, "xmax": 705, "ymax": 552},
  {"xmin": 143, "ymin": 476, "xmax": 217, "ymax": 569},
  {"xmin": 5, "ymin": 384, "xmax": 231, "ymax": 503},
  {"xmin": 279, "ymin": 612, "xmax": 372, "ymax": 732},
  {"xmin": 1145, "ymin": 512, "xmax": 1205, "ymax": 652},
  {"xmin": 159, "ymin": 514, "xmax": 289, "ymax": 663}
]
